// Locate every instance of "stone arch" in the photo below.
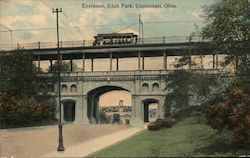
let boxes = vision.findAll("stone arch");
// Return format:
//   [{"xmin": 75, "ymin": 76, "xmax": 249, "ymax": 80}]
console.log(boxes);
[
  {"xmin": 62, "ymin": 99, "xmax": 76, "ymax": 122},
  {"xmin": 84, "ymin": 82, "xmax": 133, "ymax": 95},
  {"xmin": 47, "ymin": 84, "xmax": 54, "ymax": 92},
  {"xmin": 142, "ymin": 98, "xmax": 159, "ymax": 122},
  {"xmin": 142, "ymin": 83, "xmax": 149, "ymax": 92},
  {"xmin": 87, "ymin": 85, "xmax": 131, "ymax": 124},
  {"xmin": 70, "ymin": 84, "xmax": 77, "ymax": 92},
  {"xmin": 62, "ymin": 84, "xmax": 68, "ymax": 92},
  {"xmin": 152, "ymin": 83, "xmax": 160, "ymax": 92}
]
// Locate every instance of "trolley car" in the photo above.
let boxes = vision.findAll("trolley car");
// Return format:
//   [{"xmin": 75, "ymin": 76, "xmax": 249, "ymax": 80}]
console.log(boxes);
[{"xmin": 93, "ymin": 33, "xmax": 138, "ymax": 46}]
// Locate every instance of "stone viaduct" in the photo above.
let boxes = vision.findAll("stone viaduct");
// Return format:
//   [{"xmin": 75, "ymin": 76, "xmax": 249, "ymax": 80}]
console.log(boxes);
[{"xmin": 11, "ymin": 39, "xmax": 222, "ymax": 127}]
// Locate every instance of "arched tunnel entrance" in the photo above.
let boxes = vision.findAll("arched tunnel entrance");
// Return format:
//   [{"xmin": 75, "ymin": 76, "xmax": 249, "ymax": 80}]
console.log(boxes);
[
  {"xmin": 87, "ymin": 86, "xmax": 131, "ymax": 124},
  {"xmin": 63, "ymin": 100, "xmax": 76, "ymax": 122},
  {"xmin": 143, "ymin": 99, "xmax": 159, "ymax": 122}
]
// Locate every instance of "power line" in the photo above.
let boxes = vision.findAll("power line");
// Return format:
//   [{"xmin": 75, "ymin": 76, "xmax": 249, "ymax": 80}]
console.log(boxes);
[
  {"xmin": 117, "ymin": 23, "xmax": 137, "ymax": 33},
  {"xmin": 59, "ymin": 16, "xmax": 82, "ymax": 40},
  {"xmin": 0, "ymin": 27, "xmax": 55, "ymax": 32},
  {"xmin": 62, "ymin": 11, "xmax": 85, "ymax": 38},
  {"xmin": 0, "ymin": 20, "xmax": 204, "ymax": 33}
]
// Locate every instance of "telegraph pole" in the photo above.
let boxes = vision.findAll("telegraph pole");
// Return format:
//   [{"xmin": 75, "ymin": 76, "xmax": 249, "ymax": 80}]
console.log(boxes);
[{"xmin": 53, "ymin": 8, "xmax": 65, "ymax": 152}]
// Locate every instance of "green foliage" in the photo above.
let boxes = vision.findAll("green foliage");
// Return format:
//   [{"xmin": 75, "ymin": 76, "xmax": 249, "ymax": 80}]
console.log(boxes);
[
  {"xmin": 202, "ymin": 0, "xmax": 250, "ymax": 66},
  {"xmin": 147, "ymin": 118, "xmax": 172, "ymax": 131},
  {"xmin": 47, "ymin": 60, "xmax": 78, "ymax": 73},
  {"xmin": 0, "ymin": 50, "xmax": 38, "ymax": 97},
  {"xmin": 164, "ymin": 70, "xmax": 217, "ymax": 116},
  {"xmin": 147, "ymin": 122, "xmax": 160, "ymax": 131},
  {"xmin": 208, "ymin": 90, "xmax": 250, "ymax": 146},
  {"xmin": 0, "ymin": 92, "xmax": 56, "ymax": 128},
  {"xmin": 92, "ymin": 108, "xmax": 249, "ymax": 157}
]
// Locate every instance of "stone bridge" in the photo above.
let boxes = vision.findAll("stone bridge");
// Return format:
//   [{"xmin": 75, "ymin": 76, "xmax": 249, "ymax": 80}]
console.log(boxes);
[{"xmin": 37, "ymin": 69, "xmax": 219, "ymax": 127}]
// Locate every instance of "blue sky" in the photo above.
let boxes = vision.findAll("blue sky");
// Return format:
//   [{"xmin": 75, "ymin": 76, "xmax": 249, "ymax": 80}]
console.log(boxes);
[{"xmin": 0, "ymin": 0, "xmax": 216, "ymax": 50}]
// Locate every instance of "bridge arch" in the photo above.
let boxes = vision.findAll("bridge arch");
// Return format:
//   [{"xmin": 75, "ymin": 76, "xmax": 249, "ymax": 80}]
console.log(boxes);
[
  {"xmin": 84, "ymin": 82, "xmax": 134, "ymax": 95},
  {"xmin": 86, "ymin": 85, "xmax": 131, "ymax": 124},
  {"xmin": 62, "ymin": 99, "xmax": 76, "ymax": 122},
  {"xmin": 142, "ymin": 98, "xmax": 159, "ymax": 122}
]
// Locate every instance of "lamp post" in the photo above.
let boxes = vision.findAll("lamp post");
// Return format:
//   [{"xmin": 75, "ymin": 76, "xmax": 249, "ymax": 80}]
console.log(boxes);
[
  {"xmin": 0, "ymin": 25, "xmax": 13, "ymax": 50},
  {"xmin": 53, "ymin": 8, "xmax": 65, "ymax": 152}
]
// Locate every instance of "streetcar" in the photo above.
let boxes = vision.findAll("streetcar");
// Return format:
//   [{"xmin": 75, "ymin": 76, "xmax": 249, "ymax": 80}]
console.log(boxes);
[{"xmin": 93, "ymin": 33, "xmax": 138, "ymax": 46}]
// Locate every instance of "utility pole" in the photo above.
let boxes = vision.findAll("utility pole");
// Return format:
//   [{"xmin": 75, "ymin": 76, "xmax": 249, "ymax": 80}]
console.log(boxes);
[
  {"xmin": 53, "ymin": 8, "xmax": 65, "ymax": 152},
  {"xmin": 139, "ymin": 14, "xmax": 141, "ymax": 44},
  {"xmin": 138, "ymin": 14, "xmax": 143, "ymax": 44}
]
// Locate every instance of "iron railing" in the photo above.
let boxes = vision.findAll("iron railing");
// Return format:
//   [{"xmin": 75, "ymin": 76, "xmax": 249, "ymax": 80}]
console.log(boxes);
[{"xmin": 2, "ymin": 36, "xmax": 206, "ymax": 50}]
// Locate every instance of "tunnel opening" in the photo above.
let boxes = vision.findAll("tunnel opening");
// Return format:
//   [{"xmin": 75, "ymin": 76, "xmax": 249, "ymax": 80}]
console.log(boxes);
[
  {"xmin": 63, "ymin": 100, "xmax": 76, "ymax": 122},
  {"xmin": 143, "ymin": 99, "xmax": 159, "ymax": 122},
  {"xmin": 87, "ymin": 86, "xmax": 131, "ymax": 125}
]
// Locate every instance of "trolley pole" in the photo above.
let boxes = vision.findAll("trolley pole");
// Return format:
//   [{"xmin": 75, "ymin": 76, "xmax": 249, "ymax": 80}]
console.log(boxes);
[{"xmin": 53, "ymin": 8, "xmax": 65, "ymax": 152}]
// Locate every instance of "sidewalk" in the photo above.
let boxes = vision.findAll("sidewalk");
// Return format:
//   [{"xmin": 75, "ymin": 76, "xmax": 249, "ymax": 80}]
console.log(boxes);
[{"xmin": 42, "ymin": 127, "xmax": 143, "ymax": 158}]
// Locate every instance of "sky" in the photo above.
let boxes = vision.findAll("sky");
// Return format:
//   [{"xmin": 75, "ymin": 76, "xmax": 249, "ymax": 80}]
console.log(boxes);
[
  {"xmin": 0, "ymin": 0, "xmax": 218, "ymax": 106},
  {"xmin": 0, "ymin": 0, "xmax": 216, "ymax": 50}
]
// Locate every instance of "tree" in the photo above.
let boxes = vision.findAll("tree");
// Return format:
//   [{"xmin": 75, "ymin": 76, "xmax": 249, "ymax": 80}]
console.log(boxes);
[
  {"xmin": 0, "ymin": 50, "xmax": 38, "ymax": 97},
  {"xmin": 201, "ymin": 0, "xmax": 250, "ymax": 147},
  {"xmin": 47, "ymin": 60, "xmax": 78, "ymax": 73},
  {"xmin": 202, "ymin": 0, "xmax": 250, "ymax": 66},
  {"xmin": 164, "ymin": 70, "xmax": 217, "ymax": 116},
  {"xmin": 208, "ymin": 90, "xmax": 250, "ymax": 146}
]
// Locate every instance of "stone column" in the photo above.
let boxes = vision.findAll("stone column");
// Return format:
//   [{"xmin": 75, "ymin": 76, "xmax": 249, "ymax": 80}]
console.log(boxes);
[
  {"xmin": 82, "ymin": 53, "xmax": 85, "ymax": 72},
  {"xmin": 74, "ymin": 97, "xmax": 83, "ymax": 124},
  {"xmin": 212, "ymin": 54, "xmax": 215, "ymax": 69},
  {"xmin": 131, "ymin": 95, "xmax": 144, "ymax": 127},
  {"xmin": 91, "ymin": 58, "xmax": 94, "ymax": 72},
  {"xmin": 82, "ymin": 95, "xmax": 89, "ymax": 124},
  {"xmin": 116, "ymin": 57, "xmax": 119, "ymax": 71},
  {"xmin": 138, "ymin": 52, "xmax": 141, "ymax": 70},
  {"xmin": 142, "ymin": 54, "xmax": 144, "ymax": 70},
  {"xmin": 110, "ymin": 53, "xmax": 112, "ymax": 71},
  {"xmin": 70, "ymin": 58, "xmax": 73, "ymax": 72},
  {"xmin": 163, "ymin": 50, "xmax": 167, "ymax": 70},
  {"xmin": 216, "ymin": 53, "xmax": 219, "ymax": 69}
]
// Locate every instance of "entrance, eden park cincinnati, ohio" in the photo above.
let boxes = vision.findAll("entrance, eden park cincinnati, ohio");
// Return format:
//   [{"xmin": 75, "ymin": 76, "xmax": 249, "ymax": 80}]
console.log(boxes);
[{"xmin": 19, "ymin": 35, "xmax": 221, "ymax": 127}]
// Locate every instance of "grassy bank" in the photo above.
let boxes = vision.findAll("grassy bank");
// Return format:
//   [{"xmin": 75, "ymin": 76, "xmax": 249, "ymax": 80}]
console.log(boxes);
[{"xmin": 91, "ymin": 109, "xmax": 249, "ymax": 157}]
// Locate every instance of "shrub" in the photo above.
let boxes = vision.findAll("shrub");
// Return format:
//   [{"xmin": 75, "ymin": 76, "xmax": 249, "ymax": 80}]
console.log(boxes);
[
  {"xmin": 155, "ymin": 119, "xmax": 165, "ymax": 129},
  {"xmin": 208, "ymin": 90, "xmax": 250, "ymax": 146},
  {"xmin": 147, "ymin": 122, "xmax": 160, "ymax": 131},
  {"xmin": 0, "ymin": 92, "xmax": 56, "ymax": 128},
  {"xmin": 147, "ymin": 118, "xmax": 173, "ymax": 131}
]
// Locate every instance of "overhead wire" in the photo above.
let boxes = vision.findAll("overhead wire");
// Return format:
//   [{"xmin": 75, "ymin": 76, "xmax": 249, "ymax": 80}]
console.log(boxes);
[
  {"xmin": 58, "ymin": 16, "xmax": 81, "ymax": 40},
  {"xmin": 62, "ymin": 11, "xmax": 85, "ymax": 39},
  {"xmin": 117, "ymin": 23, "xmax": 137, "ymax": 33},
  {"xmin": 143, "ymin": 20, "xmax": 203, "ymax": 24}
]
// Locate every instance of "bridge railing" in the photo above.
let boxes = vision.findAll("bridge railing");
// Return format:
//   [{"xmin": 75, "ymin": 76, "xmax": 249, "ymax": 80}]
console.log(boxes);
[{"xmin": 13, "ymin": 36, "xmax": 206, "ymax": 50}]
